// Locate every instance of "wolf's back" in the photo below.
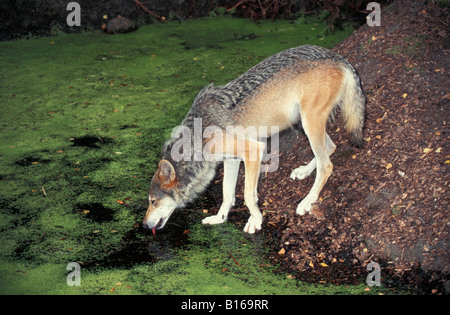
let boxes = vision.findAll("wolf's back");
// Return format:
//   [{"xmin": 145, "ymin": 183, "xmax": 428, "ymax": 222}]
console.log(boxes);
[{"xmin": 224, "ymin": 45, "xmax": 346, "ymax": 103}]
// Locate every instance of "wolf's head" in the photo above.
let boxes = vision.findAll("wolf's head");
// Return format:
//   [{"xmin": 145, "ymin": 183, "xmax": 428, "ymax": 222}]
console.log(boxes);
[{"xmin": 143, "ymin": 159, "xmax": 180, "ymax": 234}]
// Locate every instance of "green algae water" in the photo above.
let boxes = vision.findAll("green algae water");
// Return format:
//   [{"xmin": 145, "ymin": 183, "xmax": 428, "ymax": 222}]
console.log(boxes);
[{"xmin": 0, "ymin": 16, "xmax": 393, "ymax": 295}]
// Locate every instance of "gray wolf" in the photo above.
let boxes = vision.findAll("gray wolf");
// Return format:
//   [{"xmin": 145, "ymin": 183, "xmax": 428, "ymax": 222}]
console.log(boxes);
[{"xmin": 143, "ymin": 45, "xmax": 365, "ymax": 234}]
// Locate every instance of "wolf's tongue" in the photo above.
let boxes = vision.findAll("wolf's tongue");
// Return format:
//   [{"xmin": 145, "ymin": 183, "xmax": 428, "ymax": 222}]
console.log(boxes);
[{"xmin": 152, "ymin": 227, "xmax": 156, "ymax": 235}]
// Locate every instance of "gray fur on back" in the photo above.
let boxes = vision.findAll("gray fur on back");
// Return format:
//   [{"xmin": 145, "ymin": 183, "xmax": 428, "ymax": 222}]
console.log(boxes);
[{"xmin": 210, "ymin": 45, "xmax": 347, "ymax": 109}]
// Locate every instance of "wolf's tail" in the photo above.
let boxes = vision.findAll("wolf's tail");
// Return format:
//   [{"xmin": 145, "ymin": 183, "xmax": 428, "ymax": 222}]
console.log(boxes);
[{"xmin": 339, "ymin": 64, "xmax": 366, "ymax": 147}]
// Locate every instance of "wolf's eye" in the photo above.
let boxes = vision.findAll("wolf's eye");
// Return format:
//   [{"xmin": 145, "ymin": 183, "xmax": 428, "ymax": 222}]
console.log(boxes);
[{"xmin": 150, "ymin": 199, "xmax": 156, "ymax": 206}]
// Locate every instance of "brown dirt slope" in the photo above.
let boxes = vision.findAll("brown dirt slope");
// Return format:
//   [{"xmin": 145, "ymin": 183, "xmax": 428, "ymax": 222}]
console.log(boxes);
[{"xmin": 214, "ymin": 0, "xmax": 449, "ymax": 294}]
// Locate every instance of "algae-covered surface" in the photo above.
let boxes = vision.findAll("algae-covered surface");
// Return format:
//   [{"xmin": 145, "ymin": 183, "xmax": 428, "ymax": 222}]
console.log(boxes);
[{"xmin": 0, "ymin": 17, "xmax": 391, "ymax": 295}]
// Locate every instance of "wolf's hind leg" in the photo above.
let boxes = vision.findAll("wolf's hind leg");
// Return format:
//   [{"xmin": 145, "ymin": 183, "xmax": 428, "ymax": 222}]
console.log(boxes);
[
  {"xmin": 290, "ymin": 158, "xmax": 316, "ymax": 180},
  {"xmin": 290, "ymin": 133, "xmax": 336, "ymax": 180},
  {"xmin": 202, "ymin": 158, "xmax": 240, "ymax": 225},
  {"xmin": 296, "ymin": 122, "xmax": 334, "ymax": 215}
]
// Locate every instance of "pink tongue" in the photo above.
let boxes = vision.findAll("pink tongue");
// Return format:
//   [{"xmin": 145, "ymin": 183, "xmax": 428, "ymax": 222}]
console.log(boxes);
[{"xmin": 152, "ymin": 227, "xmax": 156, "ymax": 235}]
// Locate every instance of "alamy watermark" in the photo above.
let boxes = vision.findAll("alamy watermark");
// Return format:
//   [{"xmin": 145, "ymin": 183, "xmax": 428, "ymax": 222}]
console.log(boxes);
[
  {"xmin": 366, "ymin": 262, "xmax": 381, "ymax": 286},
  {"xmin": 366, "ymin": 2, "xmax": 381, "ymax": 27},
  {"xmin": 66, "ymin": 2, "xmax": 81, "ymax": 27},
  {"xmin": 65, "ymin": 260, "xmax": 380, "ymax": 288},
  {"xmin": 66, "ymin": 2, "xmax": 381, "ymax": 28},
  {"xmin": 66, "ymin": 262, "xmax": 81, "ymax": 286},
  {"xmin": 169, "ymin": 118, "xmax": 280, "ymax": 172}
]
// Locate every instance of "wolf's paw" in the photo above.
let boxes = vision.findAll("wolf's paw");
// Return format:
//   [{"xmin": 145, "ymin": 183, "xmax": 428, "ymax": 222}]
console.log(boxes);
[
  {"xmin": 290, "ymin": 165, "xmax": 313, "ymax": 180},
  {"xmin": 243, "ymin": 215, "xmax": 262, "ymax": 234},
  {"xmin": 296, "ymin": 197, "xmax": 314, "ymax": 215},
  {"xmin": 202, "ymin": 214, "xmax": 227, "ymax": 225}
]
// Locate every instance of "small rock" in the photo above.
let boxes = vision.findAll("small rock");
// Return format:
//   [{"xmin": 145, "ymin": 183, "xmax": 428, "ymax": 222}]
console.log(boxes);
[{"xmin": 103, "ymin": 16, "xmax": 137, "ymax": 34}]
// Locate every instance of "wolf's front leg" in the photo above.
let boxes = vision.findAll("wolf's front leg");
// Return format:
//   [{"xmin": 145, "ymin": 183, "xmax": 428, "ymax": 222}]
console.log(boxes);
[
  {"xmin": 243, "ymin": 157, "xmax": 263, "ymax": 234},
  {"xmin": 244, "ymin": 210, "xmax": 262, "ymax": 234},
  {"xmin": 202, "ymin": 158, "xmax": 240, "ymax": 226},
  {"xmin": 202, "ymin": 204, "xmax": 231, "ymax": 225}
]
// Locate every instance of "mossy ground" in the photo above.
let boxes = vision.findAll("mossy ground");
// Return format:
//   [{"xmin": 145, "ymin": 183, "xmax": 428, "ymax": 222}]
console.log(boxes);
[{"xmin": 0, "ymin": 16, "xmax": 396, "ymax": 295}]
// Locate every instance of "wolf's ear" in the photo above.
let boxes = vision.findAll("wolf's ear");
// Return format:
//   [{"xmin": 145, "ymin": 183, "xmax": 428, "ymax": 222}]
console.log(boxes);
[{"xmin": 158, "ymin": 159, "xmax": 176, "ymax": 187}]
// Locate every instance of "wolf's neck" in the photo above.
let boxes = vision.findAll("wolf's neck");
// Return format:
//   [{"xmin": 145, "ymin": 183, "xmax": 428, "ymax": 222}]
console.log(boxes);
[{"xmin": 162, "ymin": 153, "xmax": 218, "ymax": 205}]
